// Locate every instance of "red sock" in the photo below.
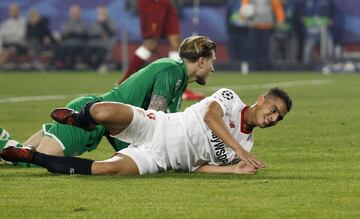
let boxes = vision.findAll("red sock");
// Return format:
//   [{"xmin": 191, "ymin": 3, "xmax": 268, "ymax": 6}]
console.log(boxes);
[
  {"xmin": 118, "ymin": 45, "xmax": 153, "ymax": 85},
  {"xmin": 117, "ymin": 55, "xmax": 146, "ymax": 84},
  {"xmin": 182, "ymin": 89, "xmax": 205, "ymax": 100},
  {"xmin": 126, "ymin": 55, "xmax": 146, "ymax": 79}
]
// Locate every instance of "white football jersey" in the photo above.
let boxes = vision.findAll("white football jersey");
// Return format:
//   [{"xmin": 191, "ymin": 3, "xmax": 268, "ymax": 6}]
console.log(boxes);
[{"xmin": 164, "ymin": 88, "xmax": 254, "ymax": 172}]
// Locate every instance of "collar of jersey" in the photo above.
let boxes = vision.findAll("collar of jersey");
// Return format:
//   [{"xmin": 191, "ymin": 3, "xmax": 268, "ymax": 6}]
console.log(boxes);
[
  {"xmin": 180, "ymin": 60, "xmax": 189, "ymax": 79},
  {"xmin": 179, "ymin": 60, "xmax": 190, "ymax": 86},
  {"xmin": 240, "ymin": 106, "xmax": 252, "ymax": 134}
]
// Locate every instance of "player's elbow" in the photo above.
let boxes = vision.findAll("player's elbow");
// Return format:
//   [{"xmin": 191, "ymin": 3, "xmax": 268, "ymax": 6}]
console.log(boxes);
[{"xmin": 203, "ymin": 111, "xmax": 216, "ymax": 126}]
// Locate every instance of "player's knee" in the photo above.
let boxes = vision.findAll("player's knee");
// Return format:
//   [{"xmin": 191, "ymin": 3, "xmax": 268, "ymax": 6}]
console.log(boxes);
[
  {"xmin": 36, "ymin": 138, "xmax": 64, "ymax": 156},
  {"xmin": 103, "ymin": 165, "xmax": 121, "ymax": 175},
  {"xmin": 143, "ymin": 38, "xmax": 158, "ymax": 51},
  {"xmin": 98, "ymin": 156, "xmax": 139, "ymax": 176},
  {"xmin": 91, "ymin": 103, "xmax": 114, "ymax": 123},
  {"xmin": 95, "ymin": 162, "xmax": 125, "ymax": 175},
  {"xmin": 170, "ymin": 41, "xmax": 180, "ymax": 49},
  {"xmin": 113, "ymin": 166, "xmax": 128, "ymax": 176},
  {"xmin": 109, "ymin": 162, "xmax": 132, "ymax": 175},
  {"xmin": 167, "ymin": 35, "xmax": 181, "ymax": 49}
]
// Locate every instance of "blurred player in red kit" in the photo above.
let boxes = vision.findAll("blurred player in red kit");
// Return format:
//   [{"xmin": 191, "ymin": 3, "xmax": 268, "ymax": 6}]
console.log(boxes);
[{"xmin": 117, "ymin": 0, "xmax": 205, "ymax": 100}]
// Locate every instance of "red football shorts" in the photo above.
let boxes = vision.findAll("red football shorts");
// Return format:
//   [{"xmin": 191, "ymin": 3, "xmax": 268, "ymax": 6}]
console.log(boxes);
[{"xmin": 138, "ymin": 0, "xmax": 180, "ymax": 38}]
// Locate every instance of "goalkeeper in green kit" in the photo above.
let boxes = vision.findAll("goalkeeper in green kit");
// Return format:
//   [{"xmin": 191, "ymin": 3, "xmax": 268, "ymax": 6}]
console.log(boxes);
[{"xmin": 0, "ymin": 36, "xmax": 217, "ymax": 161}]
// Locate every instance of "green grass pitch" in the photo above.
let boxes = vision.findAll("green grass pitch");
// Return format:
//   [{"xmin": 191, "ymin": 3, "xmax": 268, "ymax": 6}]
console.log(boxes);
[{"xmin": 0, "ymin": 71, "xmax": 359, "ymax": 218}]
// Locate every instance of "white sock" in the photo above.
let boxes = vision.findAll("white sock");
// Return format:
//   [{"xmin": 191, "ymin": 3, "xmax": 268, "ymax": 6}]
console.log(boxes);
[
  {"xmin": 0, "ymin": 128, "xmax": 10, "ymax": 140},
  {"xmin": 5, "ymin": 140, "xmax": 21, "ymax": 148},
  {"xmin": 168, "ymin": 51, "xmax": 180, "ymax": 61},
  {"xmin": 135, "ymin": 46, "xmax": 152, "ymax": 60}
]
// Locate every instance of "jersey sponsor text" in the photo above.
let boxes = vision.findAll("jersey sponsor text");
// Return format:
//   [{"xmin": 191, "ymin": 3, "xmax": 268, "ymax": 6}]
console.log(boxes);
[{"xmin": 210, "ymin": 132, "xmax": 228, "ymax": 164}]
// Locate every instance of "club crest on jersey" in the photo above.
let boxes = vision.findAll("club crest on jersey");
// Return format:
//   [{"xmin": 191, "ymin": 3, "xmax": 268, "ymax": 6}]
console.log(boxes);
[
  {"xmin": 146, "ymin": 112, "xmax": 156, "ymax": 120},
  {"xmin": 221, "ymin": 90, "xmax": 233, "ymax": 100}
]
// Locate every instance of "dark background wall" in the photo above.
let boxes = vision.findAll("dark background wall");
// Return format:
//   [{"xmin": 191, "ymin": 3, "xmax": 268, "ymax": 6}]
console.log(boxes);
[{"xmin": 0, "ymin": 0, "xmax": 358, "ymax": 44}]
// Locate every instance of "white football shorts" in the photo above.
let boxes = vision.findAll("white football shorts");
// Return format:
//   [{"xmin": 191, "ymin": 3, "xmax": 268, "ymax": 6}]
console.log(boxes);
[{"xmin": 112, "ymin": 106, "xmax": 171, "ymax": 175}]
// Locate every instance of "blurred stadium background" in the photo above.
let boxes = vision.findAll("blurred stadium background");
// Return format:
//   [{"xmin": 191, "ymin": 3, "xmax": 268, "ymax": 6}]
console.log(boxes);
[{"xmin": 1, "ymin": 0, "xmax": 360, "ymax": 72}]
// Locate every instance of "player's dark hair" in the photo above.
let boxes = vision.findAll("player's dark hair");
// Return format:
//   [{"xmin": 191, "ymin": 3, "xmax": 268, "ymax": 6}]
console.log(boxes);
[
  {"xmin": 265, "ymin": 87, "xmax": 292, "ymax": 112},
  {"xmin": 179, "ymin": 36, "xmax": 216, "ymax": 62}
]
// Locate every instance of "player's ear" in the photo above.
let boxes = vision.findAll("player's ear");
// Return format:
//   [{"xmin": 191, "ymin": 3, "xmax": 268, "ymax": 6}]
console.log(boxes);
[
  {"xmin": 257, "ymin": 95, "xmax": 266, "ymax": 105},
  {"xmin": 197, "ymin": 57, "xmax": 205, "ymax": 68}
]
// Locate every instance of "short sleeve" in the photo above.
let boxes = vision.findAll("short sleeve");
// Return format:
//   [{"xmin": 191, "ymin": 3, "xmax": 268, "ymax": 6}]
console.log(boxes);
[
  {"xmin": 207, "ymin": 88, "xmax": 239, "ymax": 115},
  {"xmin": 152, "ymin": 68, "xmax": 184, "ymax": 104}
]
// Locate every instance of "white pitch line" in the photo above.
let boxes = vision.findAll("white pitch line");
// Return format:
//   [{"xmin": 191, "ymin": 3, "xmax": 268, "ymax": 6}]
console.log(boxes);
[
  {"xmin": 0, "ymin": 93, "xmax": 96, "ymax": 104},
  {"xmin": 0, "ymin": 79, "xmax": 330, "ymax": 104},
  {"xmin": 202, "ymin": 79, "xmax": 331, "ymax": 92}
]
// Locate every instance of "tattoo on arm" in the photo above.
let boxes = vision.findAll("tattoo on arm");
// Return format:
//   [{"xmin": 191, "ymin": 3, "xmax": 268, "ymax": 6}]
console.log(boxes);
[{"xmin": 148, "ymin": 95, "xmax": 168, "ymax": 111}]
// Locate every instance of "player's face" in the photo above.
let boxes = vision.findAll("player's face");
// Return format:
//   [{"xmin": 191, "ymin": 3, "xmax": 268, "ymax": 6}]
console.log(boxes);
[
  {"xmin": 70, "ymin": 5, "xmax": 81, "ymax": 20},
  {"xmin": 254, "ymin": 96, "xmax": 288, "ymax": 128},
  {"xmin": 9, "ymin": 4, "xmax": 20, "ymax": 17},
  {"xmin": 195, "ymin": 51, "xmax": 216, "ymax": 85}
]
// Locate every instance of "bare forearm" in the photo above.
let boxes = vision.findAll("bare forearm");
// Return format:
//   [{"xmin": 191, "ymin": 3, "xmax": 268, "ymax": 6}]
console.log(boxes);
[
  {"xmin": 196, "ymin": 162, "xmax": 257, "ymax": 174},
  {"xmin": 195, "ymin": 164, "xmax": 235, "ymax": 174},
  {"xmin": 205, "ymin": 112, "xmax": 245, "ymax": 155}
]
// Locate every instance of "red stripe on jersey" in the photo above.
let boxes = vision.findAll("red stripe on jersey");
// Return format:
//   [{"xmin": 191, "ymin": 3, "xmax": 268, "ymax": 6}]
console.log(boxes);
[{"xmin": 240, "ymin": 106, "xmax": 252, "ymax": 134}]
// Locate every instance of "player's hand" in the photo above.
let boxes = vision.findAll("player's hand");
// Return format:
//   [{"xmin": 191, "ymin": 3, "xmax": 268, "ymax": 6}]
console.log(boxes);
[
  {"xmin": 237, "ymin": 149, "xmax": 265, "ymax": 169},
  {"xmin": 233, "ymin": 161, "xmax": 258, "ymax": 174}
]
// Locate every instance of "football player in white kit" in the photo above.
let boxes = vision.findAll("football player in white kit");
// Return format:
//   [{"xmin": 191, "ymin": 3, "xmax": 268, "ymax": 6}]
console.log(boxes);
[{"xmin": 0, "ymin": 87, "xmax": 292, "ymax": 175}]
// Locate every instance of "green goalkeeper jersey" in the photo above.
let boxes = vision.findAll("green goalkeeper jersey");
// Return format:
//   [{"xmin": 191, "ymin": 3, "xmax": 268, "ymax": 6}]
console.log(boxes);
[
  {"xmin": 101, "ymin": 58, "xmax": 189, "ymax": 113},
  {"xmin": 100, "ymin": 58, "xmax": 189, "ymax": 151}
]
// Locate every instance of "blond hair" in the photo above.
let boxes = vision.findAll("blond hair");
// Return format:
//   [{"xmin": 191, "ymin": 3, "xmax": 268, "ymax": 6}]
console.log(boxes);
[{"xmin": 179, "ymin": 36, "xmax": 216, "ymax": 62}]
